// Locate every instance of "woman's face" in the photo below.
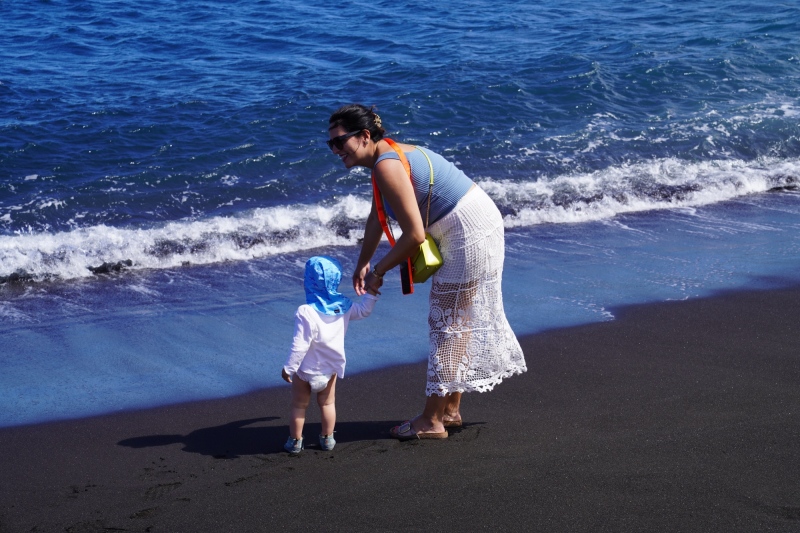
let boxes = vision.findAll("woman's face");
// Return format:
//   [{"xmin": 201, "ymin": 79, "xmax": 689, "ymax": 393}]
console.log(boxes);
[{"xmin": 328, "ymin": 125, "xmax": 364, "ymax": 168}]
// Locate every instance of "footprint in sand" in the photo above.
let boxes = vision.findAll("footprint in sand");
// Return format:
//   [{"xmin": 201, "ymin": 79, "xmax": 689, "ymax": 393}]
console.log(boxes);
[{"xmin": 144, "ymin": 481, "xmax": 182, "ymax": 500}]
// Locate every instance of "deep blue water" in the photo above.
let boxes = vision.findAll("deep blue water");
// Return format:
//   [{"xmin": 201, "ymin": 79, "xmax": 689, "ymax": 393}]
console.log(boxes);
[{"xmin": 2, "ymin": 0, "xmax": 800, "ymax": 427}]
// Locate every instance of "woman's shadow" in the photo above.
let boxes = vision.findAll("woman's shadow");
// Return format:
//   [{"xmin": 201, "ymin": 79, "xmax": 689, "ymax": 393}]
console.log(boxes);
[{"xmin": 117, "ymin": 417, "xmax": 397, "ymax": 457}]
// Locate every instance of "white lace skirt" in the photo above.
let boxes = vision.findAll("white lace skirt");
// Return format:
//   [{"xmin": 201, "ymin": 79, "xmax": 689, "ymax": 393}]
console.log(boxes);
[{"xmin": 425, "ymin": 186, "xmax": 526, "ymax": 396}]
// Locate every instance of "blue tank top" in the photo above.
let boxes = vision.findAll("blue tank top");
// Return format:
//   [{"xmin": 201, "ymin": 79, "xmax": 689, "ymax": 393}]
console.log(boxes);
[{"xmin": 374, "ymin": 146, "xmax": 473, "ymax": 226}]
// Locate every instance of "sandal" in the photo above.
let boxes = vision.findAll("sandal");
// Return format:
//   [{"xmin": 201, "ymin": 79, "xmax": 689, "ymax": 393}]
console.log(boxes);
[
  {"xmin": 390, "ymin": 421, "xmax": 448, "ymax": 441},
  {"xmin": 443, "ymin": 418, "xmax": 462, "ymax": 428}
]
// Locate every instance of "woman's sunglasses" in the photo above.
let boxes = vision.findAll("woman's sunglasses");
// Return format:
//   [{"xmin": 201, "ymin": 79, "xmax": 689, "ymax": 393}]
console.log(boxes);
[{"xmin": 326, "ymin": 130, "xmax": 362, "ymax": 150}]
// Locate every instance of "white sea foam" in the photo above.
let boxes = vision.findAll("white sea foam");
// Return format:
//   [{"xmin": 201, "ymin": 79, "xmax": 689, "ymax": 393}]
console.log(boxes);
[
  {"xmin": 220, "ymin": 174, "xmax": 239, "ymax": 186},
  {"xmin": 0, "ymin": 195, "xmax": 372, "ymax": 282},
  {"xmin": 484, "ymin": 157, "xmax": 800, "ymax": 227},
  {"xmin": 37, "ymin": 199, "xmax": 67, "ymax": 210},
  {"xmin": 1, "ymin": 158, "xmax": 797, "ymax": 282}
]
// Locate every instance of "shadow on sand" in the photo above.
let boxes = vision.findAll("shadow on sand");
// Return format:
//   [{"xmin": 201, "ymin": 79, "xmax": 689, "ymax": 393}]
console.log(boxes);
[{"xmin": 117, "ymin": 417, "xmax": 407, "ymax": 457}]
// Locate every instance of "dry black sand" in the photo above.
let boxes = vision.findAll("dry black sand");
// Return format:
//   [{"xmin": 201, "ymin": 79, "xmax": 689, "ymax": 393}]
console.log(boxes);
[{"xmin": 2, "ymin": 287, "xmax": 799, "ymax": 532}]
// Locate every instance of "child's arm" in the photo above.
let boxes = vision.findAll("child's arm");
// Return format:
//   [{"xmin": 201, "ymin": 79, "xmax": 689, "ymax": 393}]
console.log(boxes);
[
  {"xmin": 282, "ymin": 307, "xmax": 313, "ymax": 382},
  {"xmin": 348, "ymin": 292, "xmax": 379, "ymax": 321}
]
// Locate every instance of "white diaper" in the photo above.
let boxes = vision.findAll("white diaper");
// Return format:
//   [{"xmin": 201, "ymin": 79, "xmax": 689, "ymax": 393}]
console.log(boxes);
[{"xmin": 308, "ymin": 373, "xmax": 333, "ymax": 393}]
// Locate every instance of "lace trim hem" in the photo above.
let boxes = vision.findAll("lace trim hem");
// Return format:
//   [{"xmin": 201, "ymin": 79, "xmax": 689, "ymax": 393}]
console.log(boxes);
[{"xmin": 425, "ymin": 364, "xmax": 527, "ymax": 397}]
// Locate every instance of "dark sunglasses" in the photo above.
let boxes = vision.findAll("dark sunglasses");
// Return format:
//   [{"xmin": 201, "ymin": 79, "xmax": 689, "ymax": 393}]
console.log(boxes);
[{"xmin": 326, "ymin": 130, "xmax": 362, "ymax": 150}]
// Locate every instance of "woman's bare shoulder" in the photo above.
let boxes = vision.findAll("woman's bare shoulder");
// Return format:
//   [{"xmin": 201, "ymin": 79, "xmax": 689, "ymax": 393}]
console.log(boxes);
[
  {"xmin": 377, "ymin": 140, "xmax": 416, "ymax": 154},
  {"xmin": 395, "ymin": 142, "xmax": 416, "ymax": 152},
  {"xmin": 373, "ymin": 140, "xmax": 415, "ymax": 180}
]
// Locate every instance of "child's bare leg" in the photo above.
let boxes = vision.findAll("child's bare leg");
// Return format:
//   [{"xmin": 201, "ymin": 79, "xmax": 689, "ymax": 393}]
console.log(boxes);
[
  {"xmin": 290, "ymin": 377, "xmax": 312, "ymax": 439},
  {"xmin": 316, "ymin": 375, "xmax": 337, "ymax": 436}
]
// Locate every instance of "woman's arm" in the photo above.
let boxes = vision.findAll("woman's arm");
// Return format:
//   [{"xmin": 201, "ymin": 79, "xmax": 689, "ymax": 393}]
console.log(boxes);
[
  {"xmin": 364, "ymin": 157, "xmax": 426, "ymax": 293},
  {"xmin": 353, "ymin": 202, "xmax": 384, "ymax": 295}
]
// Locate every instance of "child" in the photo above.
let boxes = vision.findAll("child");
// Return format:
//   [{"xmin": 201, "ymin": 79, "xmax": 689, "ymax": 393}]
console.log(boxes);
[{"xmin": 281, "ymin": 255, "xmax": 379, "ymax": 455}]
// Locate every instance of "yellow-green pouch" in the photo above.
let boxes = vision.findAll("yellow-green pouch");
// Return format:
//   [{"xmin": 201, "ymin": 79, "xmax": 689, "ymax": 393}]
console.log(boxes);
[{"xmin": 411, "ymin": 233, "xmax": 442, "ymax": 283}]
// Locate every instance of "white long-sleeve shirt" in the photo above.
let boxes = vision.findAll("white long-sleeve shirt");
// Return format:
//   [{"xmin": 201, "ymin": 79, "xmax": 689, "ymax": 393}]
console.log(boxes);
[{"xmin": 283, "ymin": 294, "xmax": 378, "ymax": 381}]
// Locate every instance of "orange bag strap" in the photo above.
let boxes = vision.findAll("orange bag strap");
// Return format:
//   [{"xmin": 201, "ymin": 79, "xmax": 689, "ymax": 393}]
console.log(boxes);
[{"xmin": 371, "ymin": 138, "xmax": 414, "ymax": 293}]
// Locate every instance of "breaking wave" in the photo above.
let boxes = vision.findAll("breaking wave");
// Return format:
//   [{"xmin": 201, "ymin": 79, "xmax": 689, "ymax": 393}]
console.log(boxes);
[{"xmin": 1, "ymin": 157, "xmax": 798, "ymax": 283}]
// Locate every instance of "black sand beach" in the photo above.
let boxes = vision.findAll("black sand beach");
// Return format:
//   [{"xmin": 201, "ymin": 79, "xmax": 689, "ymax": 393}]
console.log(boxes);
[{"xmin": 2, "ymin": 286, "xmax": 799, "ymax": 532}]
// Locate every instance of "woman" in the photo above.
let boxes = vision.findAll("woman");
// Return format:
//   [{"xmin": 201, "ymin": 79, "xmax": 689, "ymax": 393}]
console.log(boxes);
[{"xmin": 328, "ymin": 104, "xmax": 526, "ymax": 440}]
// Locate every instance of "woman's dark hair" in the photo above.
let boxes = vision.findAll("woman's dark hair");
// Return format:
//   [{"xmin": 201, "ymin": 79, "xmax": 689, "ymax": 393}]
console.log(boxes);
[{"xmin": 328, "ymin": 104, "xmax": 385, "ymax": 141}]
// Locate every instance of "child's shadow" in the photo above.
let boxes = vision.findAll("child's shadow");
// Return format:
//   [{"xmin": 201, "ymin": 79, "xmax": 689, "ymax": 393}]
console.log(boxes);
[{"xmin": 118, "ymin": 417, "xmax": 394, "ymax": 457}]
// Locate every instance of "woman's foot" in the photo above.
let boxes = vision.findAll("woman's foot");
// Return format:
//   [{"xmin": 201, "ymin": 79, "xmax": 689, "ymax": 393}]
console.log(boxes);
[
  {"xmin": 442, "ymin": 414, "xmax": 463, "ymax": 428},
  {"xmin": 390, "ymin": 420, "xmax": 448, "ymax": 441},
  {"xmin": 390, "ymin": 416, "xmax": 447, "ymax": 440}
]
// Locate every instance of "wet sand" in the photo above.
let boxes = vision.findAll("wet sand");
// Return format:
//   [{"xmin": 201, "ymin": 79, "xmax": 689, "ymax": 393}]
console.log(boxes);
[{"xmin": 1, "ymin": 286, "xmax": 799, "ymax": 532}]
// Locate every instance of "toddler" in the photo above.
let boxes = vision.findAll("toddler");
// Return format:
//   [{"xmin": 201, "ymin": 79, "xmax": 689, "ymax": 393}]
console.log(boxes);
[{"xmin": 281, "ymin": 255, "xmax": 378, "ymax": 455}]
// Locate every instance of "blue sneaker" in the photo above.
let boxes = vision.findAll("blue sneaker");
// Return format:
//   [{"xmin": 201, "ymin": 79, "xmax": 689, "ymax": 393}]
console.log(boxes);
[
  {"xmin": 284, "ymin": 436, "xmax": 303, "ymax": 455},
  {"xmin": 319, "ymin": 433, "xmax": 336, "ymax": 451}
]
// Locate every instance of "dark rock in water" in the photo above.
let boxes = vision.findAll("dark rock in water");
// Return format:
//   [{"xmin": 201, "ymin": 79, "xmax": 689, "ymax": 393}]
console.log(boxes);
[
  {"xmin": 0, "ymin": 270, "xmax": 36, "ymax": 285},
  {"xmin": 495, "ymin": 204, "xmax": 519, "ymax": 218},
  {"xmin": 88, "ymin": 260, "xmax": 133, "ymax": 275},
  {"xmin": 768, "ymin": 185, "xmax": 799, "ymax": 192},
  {"xmin": 149, "ymin": 239, "xmax": 188, "ymax": 258},
  {"xmin": 232, "ymin": 233, "xmax": 265, "ymax": 250},
  {"xmin": 148, "ymin": 238, "xmax": 209, "ymax": 258},
  {"xmin": 328, "ymin": 214, "xmax": 356, "ymax": 239},
  {"xmin": 763, "ymin": 174, "xmax": 798, "ymax": 193}
]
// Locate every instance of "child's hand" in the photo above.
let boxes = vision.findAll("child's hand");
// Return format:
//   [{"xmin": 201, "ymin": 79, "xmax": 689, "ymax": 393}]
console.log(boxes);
[
  {"xmin": 366, "ymin": 287, "xmax": 379, "ymax": 296},
  {"xmin": 281, "ymin": 368, "xmax": 292, "ymax": 383}
]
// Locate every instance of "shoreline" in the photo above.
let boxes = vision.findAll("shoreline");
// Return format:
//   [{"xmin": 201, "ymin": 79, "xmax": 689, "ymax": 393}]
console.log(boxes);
[
  {"xmin": 2, "ymin": 285, "xmax": 800, "ymax": 531},
  {"xmin": 5, "ymin": 189, "xmax": 800, "ymax": 430}
]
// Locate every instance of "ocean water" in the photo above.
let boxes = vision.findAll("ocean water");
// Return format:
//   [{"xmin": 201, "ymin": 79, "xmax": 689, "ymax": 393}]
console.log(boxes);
[{"xmin": 2, "ymin": 0, "xmax": 799, "ymax": 427}]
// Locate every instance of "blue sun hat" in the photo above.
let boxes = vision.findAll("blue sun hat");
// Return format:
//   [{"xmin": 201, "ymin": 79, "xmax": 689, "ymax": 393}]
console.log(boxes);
[{"xmin": 304, "ymin": 256, "xmax": 352, "ymax": 316}]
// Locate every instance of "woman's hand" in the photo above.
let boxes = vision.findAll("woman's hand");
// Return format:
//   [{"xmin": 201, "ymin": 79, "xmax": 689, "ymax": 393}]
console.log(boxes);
[
  {"xmin": 281, "ymin": 368, "xmax": 292, "ymax": 383},
  {"xmin": 353, "ymin": 262, "xmax": 370, "ymax": 295}
]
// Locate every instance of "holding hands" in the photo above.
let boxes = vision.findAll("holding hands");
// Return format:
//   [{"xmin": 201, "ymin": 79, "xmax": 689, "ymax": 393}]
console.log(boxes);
[{"xmin": 353, "ymin": 262, "xmax": 383, "ymax": 296}]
